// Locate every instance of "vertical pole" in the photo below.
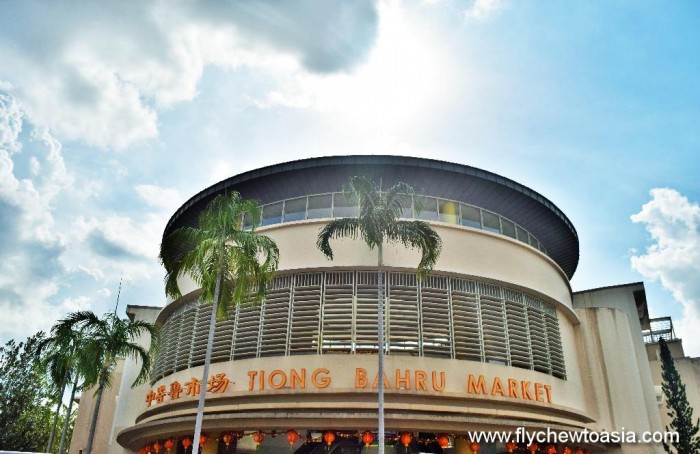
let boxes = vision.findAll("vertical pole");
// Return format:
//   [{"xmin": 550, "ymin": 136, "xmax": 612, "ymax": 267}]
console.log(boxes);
[
  {"xmin": 377, "ymin": 243, "xmax": 385, "ymax": 454},
  {"xmin": 192, "ymin": 267, "xmax": 223, "ymax": 454}
]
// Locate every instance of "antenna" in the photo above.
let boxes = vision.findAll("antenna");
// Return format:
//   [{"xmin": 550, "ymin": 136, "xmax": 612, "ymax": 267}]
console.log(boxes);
[{"xmin": 114, "ymin": 274, "xmax": 123, "ymax": 314}]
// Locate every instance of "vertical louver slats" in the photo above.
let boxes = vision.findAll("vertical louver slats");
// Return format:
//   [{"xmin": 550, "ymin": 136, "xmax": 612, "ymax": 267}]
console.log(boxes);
[
  {"xmin": 289, "ymin": 273, "xmax": 322, "ymax": 355},
  {"xmin": 387, "ymin": 273, "xmax": 420, "ymax": 355},
  {"xmin": 175, "ymin": 304, "xmax": 196, "ymax": 372},
  {"xmin": 231, "ymin": 298, "xmax": 261, "ymax": 360},
  {"xmin": 450, "ymin": 278, "xmax": 483, "ymax": 362},
  {"xmin": 321, "ymin": 272, "xmax": 354, "ymax": 354},
  {"xmin": 355, "ymin": 271, "xmax": 380, "ymax": 353},
  {"xmin": 190, "ymin": 304, "xmax": 211, "ymax": 367},
  {"xmin": 210, "ymin": 306, "xmax": 235, "ymax": 364},
  {"xmin": 504, "ymin": 290, "xmax": 532, "ymax": 370},
  {"xmin": 259, "ymin": 275, "xmax": 292, "ymax": 357},
  {"xmin": 546, "ymin": 313, "xmax": 566, "ymax": 379},
  {"xmin": 151, "ymin": 271, "xmax": 566, "ymax": 384},
  {"xmin": 480, "ymin": 298, "xmax": 509, "ymax": 365},
  {"xmin": 525, "ymin": 296, "xmax": 550, "ymax": 374},
  {"xmin": 420, "ymin": 275, "xmax": 451, "ymax": 358}
]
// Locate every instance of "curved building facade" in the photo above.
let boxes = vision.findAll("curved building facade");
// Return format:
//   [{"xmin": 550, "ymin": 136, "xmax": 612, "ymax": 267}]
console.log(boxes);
[{"xmin": 71, "ymin": 156, "xmax": 666, "ymax": 454}]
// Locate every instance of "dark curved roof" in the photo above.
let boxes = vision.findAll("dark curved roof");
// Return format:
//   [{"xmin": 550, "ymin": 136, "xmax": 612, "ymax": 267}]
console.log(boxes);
[{"xmin": 164, "ymin": 155, "xmax": 579, "ymax": 278}]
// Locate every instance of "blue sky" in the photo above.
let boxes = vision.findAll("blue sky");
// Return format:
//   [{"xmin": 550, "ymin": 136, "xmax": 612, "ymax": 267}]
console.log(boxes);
[{"xmin": 0, "ymin": 0, "xmax": 698, "ymax": 354}]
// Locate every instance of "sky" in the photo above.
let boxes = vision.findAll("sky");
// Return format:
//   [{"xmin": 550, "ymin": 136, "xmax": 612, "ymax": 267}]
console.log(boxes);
[{"xmin": 0, "ymin": 0, "xmax": 698, "ymax": 354}]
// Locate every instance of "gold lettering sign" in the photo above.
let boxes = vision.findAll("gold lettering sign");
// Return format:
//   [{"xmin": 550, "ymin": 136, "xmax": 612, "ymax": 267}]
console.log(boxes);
[
  {"xmin": 145, "ymin": 368, "xmax": 555, "ymax": 407},
  {"xmin": 465, "ymin": 374, "xmax": 552, "ymax": 404}
]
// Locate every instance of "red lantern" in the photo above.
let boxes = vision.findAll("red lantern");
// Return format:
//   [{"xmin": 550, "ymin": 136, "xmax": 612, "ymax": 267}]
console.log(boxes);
[
  {"xmin": 253, "ymin": 432, "xmax": 265, "ymax": 446},
  {"xmin": 152, "ymin": 442, "xmax": 161, "ymax": 453},
  {"xmin": 436, "ymin": 434, "xmax": 449, "ymax": 449},
  {"xmin": 575, "ymin": 449, "xmax": 584, "ymax": 454},
  {"xmin": 562, "ymin": 448, "xmax": 571, "ymax": 454},
  {"xmin": 287, "ymin": 429, "xmax": 300, "ymax": 446},
  {"xmin": 199, "ymin": 435, "xmax": 207, "ymax": 447},
  {"xmin": 164, "ymin": 439, "xmax": 175, "ymax": 451},
  {"xmin": 469, "ymin": 441, "xmax": 480, "ymax": 453},
  {"xmin": 400, "ymin": 432, "xmax": 412, "ymax": 448},
  {"xmin": 546, "ymin": 445, "xmax": 556, "ymax": 454},
  {"xmin": 506, "ymin": 440, "xmax": 517, "ymax": 453},
  {"xmin": 222, "ymin": 433, "xmax": 233, "ymax": 446},
  {"xmin": 182, "ymin": 437, "xmax": 192, "ymax": 449},
  {"xmin": 324, "ymin": 431, "xmax": 336, "ymax": 446},
  {"xmin": 529, "ymin": 442, "xmax": 539, "ymax": 453},
  {"xmin": 362, "ymin": 431, "xmax": 374, "ymax": 447}
]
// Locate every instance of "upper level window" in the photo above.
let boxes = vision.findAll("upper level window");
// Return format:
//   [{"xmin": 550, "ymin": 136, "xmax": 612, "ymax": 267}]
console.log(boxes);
[{"xmin": 245, "ymin": 191, "xmax": 547, "ymax": 256}]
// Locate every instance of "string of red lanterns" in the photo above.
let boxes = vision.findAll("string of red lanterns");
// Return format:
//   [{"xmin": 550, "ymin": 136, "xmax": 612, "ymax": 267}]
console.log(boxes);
[{"xmin": 136, "ymin": 431, "xmax": 591, "ymax": 454}]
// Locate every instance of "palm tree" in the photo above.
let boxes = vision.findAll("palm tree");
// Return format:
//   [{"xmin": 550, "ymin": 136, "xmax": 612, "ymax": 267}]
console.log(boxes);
[
  {"xmin": 37, "ymin": 331, "xmax": 73, "ymax": 453},
  {"xmin": 64, "ymin": 310, "xmax": 158, "ymax": 454},
  {"xmin": 37, "ymin": 316, "xmax": 88, "ymax": 454},
  {"xmin": 159, "ymin": 192, "xmax": 280, "ymax": 454},
  {"xmin": 316, "ymin": 176, "xmax": 442, "ymax": 454}
]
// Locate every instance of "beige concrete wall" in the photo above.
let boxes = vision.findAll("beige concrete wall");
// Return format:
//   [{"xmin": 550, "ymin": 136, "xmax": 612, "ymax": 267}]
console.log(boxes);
[
  {"xmin": 573, "ymin": 285, "xmax": 664, "ymax": 454},
  {"xmin": 167, "ymin": 220, "xmax": 574, "ymax": 318},
  {"xmin": 69, "ymin": 361, "xmax": 123, "ymax": 454},
  {"xmin": 107, "ymin": 306, "xmax": 160, "ymax": 454}
]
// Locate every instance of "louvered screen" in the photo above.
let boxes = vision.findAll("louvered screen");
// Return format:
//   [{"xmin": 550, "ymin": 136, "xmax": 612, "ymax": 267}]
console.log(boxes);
[
  {"xmin": 259, "ymin": 275, "xmax": 292, "ymax": 357},
  {"xmin": 151, "ymin": 270, "xmax": 567, "ymax": 383},
  {"xmin": 289, "ymin": 273, "xmax": 322, "ymax": 355},
  {"xmin": 175, "ymin": 304, "xmax": 196, "ymax": 372},
  {"xmin": 322, "ymin": 272, "xmax": 354, "ymax": 354},
  {"xmin": 355, "ymin": 271, "xmax": 380, "ymax": 353},
  {"xmin": 546, "ymin": 313, "xmax": 566, "ymax": 379},
  {"xmin": 152, "ymin": 315, "xmax": 176, "ymax": 381},
  {"xmin": 525, "ymin": 295, "xmax": 550, "ymax": 374},
  {"xmin": 190, "ymin": 303, "xmax": 211, "ymax": 367},
  {"xmin": 450, "ymin": 278, "xmax": 483, "ymax": 362},
  {"xmin": 231, "ymin": 299, "xmax": 261, "ymax": 360},
  {"xmin": 420, "ymin": 275, "xmax": 451, "ymax": 358},
  {"xmin": 504, "ymin": 290, "xmax": 532, "ymax": 370},
  {"xmin": 210, "ymin": 307, "xmax": 235, "ymax": 363},
  {"xmin": 387, "ymin": 272, "xmax": 420, "ymax": 355},
  {"xmin": 167, "ymin": 311, "xmax": 184, "ymax": 377}
]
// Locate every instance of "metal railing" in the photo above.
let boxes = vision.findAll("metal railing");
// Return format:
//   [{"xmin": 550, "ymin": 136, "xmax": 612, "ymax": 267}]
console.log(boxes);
[
  {"xmin": 246, "ymin": 192, "xmax": 547, "ymax": 254},
  {"xmin": 643, "ymin": 317, "xmax": 676, "ymax": 344}
]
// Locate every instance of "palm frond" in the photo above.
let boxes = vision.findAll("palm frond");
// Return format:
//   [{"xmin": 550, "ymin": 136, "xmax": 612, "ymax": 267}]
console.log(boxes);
[
  {"xmin": 387, "ymin": 220, "xmax": 442, "ymax": 277},
  {"xmin": 316, "ymin": 218, "xmax": 361, "ymax": 259}
]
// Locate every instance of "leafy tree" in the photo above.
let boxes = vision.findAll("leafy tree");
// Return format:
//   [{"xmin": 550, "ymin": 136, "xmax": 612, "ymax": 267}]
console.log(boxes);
[
  {"xmin": 159, "ymin": 192, "xmax": 280, "ymax": 454},
  {"xmin": 64, "ymin": 310, "xmax": 159, "ymax": 454},
  {"xmin": 0, "ymin": 332, "xmax": 58, "ymax": 452},
  {"xmin": 316, "ymin": 176, "xmax": 442, "ymax": 453},
  {"xmin": 659, "ymin": 338, "xmax": 700, "ymax": 454}
]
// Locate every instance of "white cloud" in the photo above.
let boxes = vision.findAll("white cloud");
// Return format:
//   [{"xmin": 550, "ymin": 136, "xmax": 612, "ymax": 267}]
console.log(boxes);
[
  {"xmin": 245, "ymin": 1, "xmax": 453, "ymax": 146},
  {"xmin": 135, "ymin": 184, "xmax": 182, "ymax": 212},
  {"xmin": 0, "ymin": 294, "xmax": 93, "ymax": 341},
  {"xmin": 464, "ymin": 0, "xmax": 507, "ymax": 21},
  {"xmin": 631, "ymin": 188, "xmax": 700, "ymax": 355},
  {"xmin": 0, "ymin": 93, "xmax": 22, "ymax": 154},
  {"xmin": 0, "ymin": 1, "xmax": 379, "ymax": 150}
]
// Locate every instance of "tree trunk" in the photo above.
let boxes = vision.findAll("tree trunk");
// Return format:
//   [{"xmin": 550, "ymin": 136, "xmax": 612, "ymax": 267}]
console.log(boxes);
[
  {"xmin": 58, "ymin": 373, "xmax": 79, "ymax": 454},
  {"xmin": 192, "ymin": 267, "xmax": 223, "ymax": 454},
  {"xmin": 377, "ymin": 243, "xmax": 385, "ymax": 454},
  {"xmin": 84, "ymin": 382, "xmax": 105, "ymax": 454},
  {"xmin": 46, "ymin": 368, "xmax": 70, "ymax": 452}
]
